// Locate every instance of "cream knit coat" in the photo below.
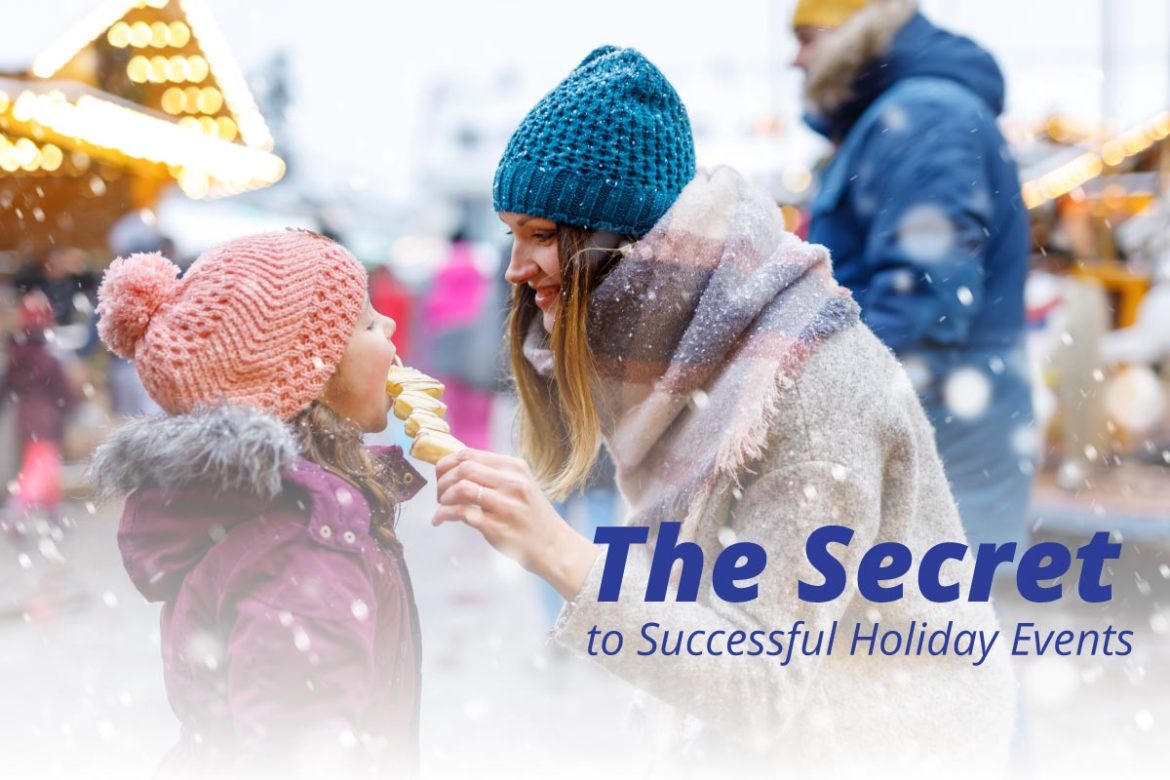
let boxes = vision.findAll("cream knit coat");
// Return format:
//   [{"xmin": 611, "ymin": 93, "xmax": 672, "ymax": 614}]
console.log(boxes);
[{"xmin": 549, "ymin": 171, "xmax": 1016, "ymax": 777}]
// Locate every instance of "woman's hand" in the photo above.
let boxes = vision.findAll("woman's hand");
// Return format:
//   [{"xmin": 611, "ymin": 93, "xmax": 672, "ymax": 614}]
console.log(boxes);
[{"xmin": 432, "ymin": 448, "xmax": 600, "ymax": 601}]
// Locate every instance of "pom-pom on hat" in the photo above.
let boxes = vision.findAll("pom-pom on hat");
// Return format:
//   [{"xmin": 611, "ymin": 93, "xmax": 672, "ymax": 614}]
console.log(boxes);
[
  {"xmin": 96, "ymin": 229, "xmax": 367, "ymax": 420},
  {"xmin": 493, "ymin": 45, "xmax": 696, "ymax": 237}
]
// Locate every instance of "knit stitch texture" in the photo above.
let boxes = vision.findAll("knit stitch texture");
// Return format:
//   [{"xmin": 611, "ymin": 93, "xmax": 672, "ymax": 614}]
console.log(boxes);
[
  {"xmin": 96, "ymin": 230, "xmax": 367, "ymax": 420},
  {"xmin": 535, "ymin": 167, "xmax": 1014, "ymax": 771},
  {"xmin": 493, "ymin": 45, "xmax": 696, "ymax": 236}
]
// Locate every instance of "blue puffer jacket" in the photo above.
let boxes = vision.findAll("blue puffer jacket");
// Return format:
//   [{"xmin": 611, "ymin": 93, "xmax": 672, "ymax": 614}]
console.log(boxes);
[
  {"xmin": 806, "ymin": 12, "xmax": 1029, "ymax": 354},
  {"xmin": 804, "ymin": 10, "xmax": 1034, "ymax": 549}
]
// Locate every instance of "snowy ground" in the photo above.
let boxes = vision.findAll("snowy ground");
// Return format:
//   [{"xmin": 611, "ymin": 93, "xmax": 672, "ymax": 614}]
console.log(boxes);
[
  {"xmin": 2, "ymin": 489, "xmax": 1168, "ymax": 778},
  {"xmin": 0, "ymin": 482, "xmax": 645, "ymax": 780}
]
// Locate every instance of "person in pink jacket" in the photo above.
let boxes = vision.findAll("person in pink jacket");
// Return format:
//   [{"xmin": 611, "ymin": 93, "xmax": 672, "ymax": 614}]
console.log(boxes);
[
  {"xmin": 89, "ymin": 230, "xmax": 425, "ymax": 777},
  {"xmin": 1, "ymin": 291, "xmax": 77, "ymax": 527}
]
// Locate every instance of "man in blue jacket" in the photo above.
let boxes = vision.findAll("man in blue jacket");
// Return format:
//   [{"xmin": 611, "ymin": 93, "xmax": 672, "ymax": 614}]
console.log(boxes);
[{"xmin": 794, "ymin": 0, "xmax": 1035, "ymax": 549}]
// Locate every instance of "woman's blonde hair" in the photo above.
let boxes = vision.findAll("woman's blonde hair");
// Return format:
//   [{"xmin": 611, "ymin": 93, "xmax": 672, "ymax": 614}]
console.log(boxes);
[
  {"xmin": 289, "ymin": 400, "xmax": 401, "ymax": 550},
  {"xmin": 508, "ymin": 225, "xmax": 631, "ymax": 501}
]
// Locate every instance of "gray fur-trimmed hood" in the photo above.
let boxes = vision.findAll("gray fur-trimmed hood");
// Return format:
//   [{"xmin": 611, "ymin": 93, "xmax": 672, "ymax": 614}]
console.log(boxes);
[{"xmin": 88, "ymin": 404, "xmax": 299, "ymax": 500}]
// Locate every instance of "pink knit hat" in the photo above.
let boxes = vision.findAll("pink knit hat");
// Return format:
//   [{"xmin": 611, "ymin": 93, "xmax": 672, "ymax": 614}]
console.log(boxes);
[{"xmin": 97, "ymin": 229, "xmax": 367, "ymax": 420}]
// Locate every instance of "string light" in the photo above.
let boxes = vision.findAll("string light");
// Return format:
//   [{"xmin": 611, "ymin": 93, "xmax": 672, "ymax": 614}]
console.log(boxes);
[
  {"xmin": 1101, "ymin": 140, "xmax": 1125, "ymax": 167},
  {"xmin": 129, "ymin": 21, "xmax": 152, "ymax": 47},
  {"xmin": 14, "ymin": 137, "xmax": 41, "ymax": 171},
  {"xmin": 22, "ymin": 0, "xmax": 283, "ymax": 196},
  {"xmin": 200, "ymin": 86, "xmax": 223, "ymax": 114},
  {"xmin": 186, "ymin": 55, "xmax": 209, "ymax": 83},
  {"xmin": 167, "ymin": 55, "xmax": 189, "ymax": 81},
  {"xmin": 149, "ymin": 55, "xmax": 169, "ymax": 83},
  {"xmin": 161, "ymin": 86, "xmax": 185, "ymax": 114},
  {"xmin": 0, "ymin": 137, "xmax": 18, "ymax": 173},
  {"xmin": 41, "ymin": 143, "xmax": 64, "ymax": 171},
  {"xmin": 2, "ymin": 88, "xmax": 284, "ymax": 196},
  {"xmin": 1024, "ymin": 112, "xmax": 1170, "ymax": 209},
  {"xmin": 182, "ymin": 85, "xmax": 200, "ymax": 112},
  {"xmin": 107, "ymin": 21, "xmax": 131, "ymax": 48},
  {"xmin": 179, "ymin": 0, "xmax": 274, "ymax": 149},
  {"xmin": 150, "ymin": 21, "xmax": 170, "ymax": 48},
  {"xmin": 215, "ymin": 115, "xmax": 237, "ymax": 141},
  {"xmin": 0, "ymin": 132, "xmax": 68, "ymax": 174},
  {"xmin": 168, "ymin": 21, "xmax": 190, "ymax": 47}
]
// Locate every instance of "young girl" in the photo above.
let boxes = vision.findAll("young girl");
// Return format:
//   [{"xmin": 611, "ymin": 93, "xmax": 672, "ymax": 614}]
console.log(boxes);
[
  {"xmin": 89, "ymin": 230, "xmax": 425, "ymax": 777},
  {"xmin": 433, "ymin": 46, "xmax": 1015, "ymax": 774}
]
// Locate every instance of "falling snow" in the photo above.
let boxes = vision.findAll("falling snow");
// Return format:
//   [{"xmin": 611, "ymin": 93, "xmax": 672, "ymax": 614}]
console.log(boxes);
[
  {"xmin": 900, "ymin": 356, "xmax": 933, "ymax": 392},
  {"xmin": 943, "ymin": 367, "xmax": 991, "ymax": 419},
  {"xmin": 896, "ymin": 204, "xmax": 956, "ymax": 262},
  {"xmin": 716, "ymin": 526, "xmax": 737, "ymax": 548}
]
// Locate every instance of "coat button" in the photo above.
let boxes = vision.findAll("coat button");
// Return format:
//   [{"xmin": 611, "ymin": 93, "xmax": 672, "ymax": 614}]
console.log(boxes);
[
  {"xmin": 343, "ymin": 531, "xmax": 356, "ymax": 544},
  {"xmin": 319, "ymin": 525, "xmax": 332, "ymax": 539}
]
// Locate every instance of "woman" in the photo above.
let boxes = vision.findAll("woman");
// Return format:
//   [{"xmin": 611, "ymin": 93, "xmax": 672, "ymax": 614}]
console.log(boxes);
[{"xmin": 434, "ymin": 45, "xmax": 1014, "ymax": 773}]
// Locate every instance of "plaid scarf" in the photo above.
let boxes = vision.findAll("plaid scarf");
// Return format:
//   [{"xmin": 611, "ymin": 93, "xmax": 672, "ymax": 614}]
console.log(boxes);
[{"xmin": 527, "ymin": 166, "xmax": 860, "ymax": 531}]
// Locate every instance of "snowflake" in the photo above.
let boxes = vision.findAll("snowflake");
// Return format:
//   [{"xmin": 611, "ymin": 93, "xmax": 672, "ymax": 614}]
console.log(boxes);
[
  {"xmin": 943, "ymin": 367, "xmax": 991, "ymax": 419},
  {"xmin": 716, "ymin": 526, "xmax": 737, "ymax": 548},
  {"xmin": 896, "ymin": 204, "xmax": 956, "ymax": 263}
]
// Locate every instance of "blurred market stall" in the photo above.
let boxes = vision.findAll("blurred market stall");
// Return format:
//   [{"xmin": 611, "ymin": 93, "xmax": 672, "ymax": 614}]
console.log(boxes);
[
  {"xmin": 1015, "ymin": 111, "xmax": 1170, "ymax": 540},
  {"xmin": 0, "ymin": 0, "xmax": 285, "ymax": 254}
]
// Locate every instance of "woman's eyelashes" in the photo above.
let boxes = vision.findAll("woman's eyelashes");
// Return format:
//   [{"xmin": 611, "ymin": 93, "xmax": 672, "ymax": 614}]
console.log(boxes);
[{"xmin": 504, "ymin": 228, "xmax": 557, "ymax": 243}]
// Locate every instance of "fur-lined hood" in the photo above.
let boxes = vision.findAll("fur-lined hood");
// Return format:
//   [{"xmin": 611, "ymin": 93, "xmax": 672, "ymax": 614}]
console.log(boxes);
[
  {"xmin": 89, "ymin": 404, "xmax": 299, "ymax": 500},
  {"xmin": 803, "ymin": 0, "xmax": 1006, "ymax": 139},
  {"xmin": 90, "ymin": 405, "xmax": 425, "ymax": 604},
  {"xmin": 94, "ymin": 409, "xmax": 426, "ymax": 771}
]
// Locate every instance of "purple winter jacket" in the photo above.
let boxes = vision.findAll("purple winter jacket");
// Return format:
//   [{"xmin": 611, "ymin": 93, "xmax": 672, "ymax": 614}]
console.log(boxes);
[{"xmin": 89, "ymin": 405, "xmax": 425, "ymax": 778}]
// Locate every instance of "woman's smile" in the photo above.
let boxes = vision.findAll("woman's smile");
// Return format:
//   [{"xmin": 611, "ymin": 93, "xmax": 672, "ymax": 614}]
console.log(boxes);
[{"xmin": 533, "ymin": 284, "xmax": 561, "ymax": 310}]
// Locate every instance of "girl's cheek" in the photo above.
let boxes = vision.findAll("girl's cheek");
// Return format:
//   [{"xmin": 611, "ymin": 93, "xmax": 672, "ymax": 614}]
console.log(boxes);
[{"xmin": 368, "ymin": 338, "xmax": 396, "ymax": 386}]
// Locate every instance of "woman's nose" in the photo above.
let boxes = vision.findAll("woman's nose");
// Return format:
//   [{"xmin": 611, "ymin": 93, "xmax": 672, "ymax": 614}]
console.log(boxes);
[{"xmin": 504, "ymin": 247, "xmax": 538, "ymax": 284}]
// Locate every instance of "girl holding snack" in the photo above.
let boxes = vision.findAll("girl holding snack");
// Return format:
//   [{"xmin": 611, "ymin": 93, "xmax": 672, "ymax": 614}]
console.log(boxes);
[
  {"xmin": 89, "ymin": 230, "xmax": 425, "ymax": 777},
  {"xmin": 433, "ymin": 46, "xmax": 1015, "ymax": 773}
]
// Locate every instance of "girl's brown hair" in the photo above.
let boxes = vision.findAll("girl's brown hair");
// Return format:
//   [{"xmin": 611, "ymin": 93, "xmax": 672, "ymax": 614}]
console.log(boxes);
[
  {"xmin": 289, "ymin": 400, "xmax": 401, "ymax": 550},
  {"xmin": 508, "ymin": 225, "xmax": 631, "ymax": 501}
]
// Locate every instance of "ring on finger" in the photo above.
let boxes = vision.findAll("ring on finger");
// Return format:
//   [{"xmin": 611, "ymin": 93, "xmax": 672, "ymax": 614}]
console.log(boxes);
[{"xmin": 474, "ymin": 484, "xmax": 484, "ymax": 507}]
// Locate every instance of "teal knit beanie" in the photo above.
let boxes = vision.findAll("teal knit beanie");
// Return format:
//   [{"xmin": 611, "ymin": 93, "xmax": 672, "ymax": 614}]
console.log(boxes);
[{"xmin": 493, "ymin": 45, "xmax": 696, "ymax": 237}]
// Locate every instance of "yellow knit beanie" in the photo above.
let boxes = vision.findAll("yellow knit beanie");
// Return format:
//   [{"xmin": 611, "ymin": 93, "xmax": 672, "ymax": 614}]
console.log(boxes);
[{"xmin": 792, "ymin": 0, "xmax": 871, "ymax": 29}]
